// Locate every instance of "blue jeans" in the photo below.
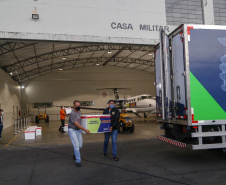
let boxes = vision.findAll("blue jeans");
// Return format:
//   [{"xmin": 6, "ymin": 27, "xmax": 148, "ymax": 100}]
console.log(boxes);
[
  {"xmin": 0, "ymin": 124, "xmax": 3, "ymax": 138},
  {"xmin": 104, "ymin": 129, "xmax": 118, "ymax": 157},
  {"xmin": 68, "ymin": 128, "xmax": 83, "ymax": 163}
]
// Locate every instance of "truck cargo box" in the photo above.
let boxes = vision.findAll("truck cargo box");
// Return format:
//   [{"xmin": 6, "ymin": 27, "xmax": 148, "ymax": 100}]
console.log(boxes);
[{"xmin": 155, "ymin": 24, "xmax": 226, "ymax": 150}]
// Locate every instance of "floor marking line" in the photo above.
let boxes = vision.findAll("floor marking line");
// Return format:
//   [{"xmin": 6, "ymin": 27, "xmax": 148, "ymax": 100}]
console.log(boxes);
[{"xmin": 5, "ymin": 127, "xmax": 28, "ymax": 147}]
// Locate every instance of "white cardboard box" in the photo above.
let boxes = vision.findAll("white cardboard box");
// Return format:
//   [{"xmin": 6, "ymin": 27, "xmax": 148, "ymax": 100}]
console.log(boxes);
[
  {"xmin": 65, "ymin": 108, "xmax": 72, "ymax": 114},
  {"xmin": 25, "ymin": 129, "xmax": 35, "ymax": 139},
  {"xmin": 64, "ymin": 124, "xmax": 68, "ymax": 131},
  {"xmin": 36, "ymin": 127, "xmax": 42, "ymax": 136},
  {"xmin": 29, "ymin": 126, "xmax": 37, "ymax": 130}
]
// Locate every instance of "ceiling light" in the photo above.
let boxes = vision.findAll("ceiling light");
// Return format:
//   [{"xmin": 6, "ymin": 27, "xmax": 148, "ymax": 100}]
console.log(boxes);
[
  {"xmin": 62, "ymin": 56, "xmax": 66, "ymax": 60},
  {"xmin": 96, "ymin": 62, "xmax": 100, "ymax": 66},
  {"xmin": 59, "ymin": 68, "xmax": 63, "ymax": 71},
  {"xmin": 10, "ymin": 72, "xmax": 13, "ymax": 75},
  {"xmin": 149, "ymin": 53, "xmax": 153, "ymax": 56},
  {"xmin": 32, "ymin": 14, "xmax": 39, "ymax": 19},
  {"xmin": 21, "ymin": 86, "xmax": 25, "ymax": 89},
  {"xmin": 108, "ymin": 50, "xmax": 112, "ymax": 54},
  {"xmin": 32, "ymin": 8, "xmax": 39, "ymax": 19}
]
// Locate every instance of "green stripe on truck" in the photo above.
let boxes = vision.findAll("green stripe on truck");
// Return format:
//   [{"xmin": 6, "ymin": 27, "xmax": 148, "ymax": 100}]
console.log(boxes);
[{"xmin": 190, "ymin": 72, "xmax": 226, "ymax": 120}]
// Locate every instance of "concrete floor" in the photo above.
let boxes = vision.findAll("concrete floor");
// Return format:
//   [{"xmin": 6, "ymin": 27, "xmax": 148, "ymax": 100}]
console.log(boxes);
[
  {"xmin": 0, "ymin": 116, "xmax": 161, "ymax": 148},
  {"xmin": 1, "ymin": 117, "xmax": 226, "ymax": 185}
]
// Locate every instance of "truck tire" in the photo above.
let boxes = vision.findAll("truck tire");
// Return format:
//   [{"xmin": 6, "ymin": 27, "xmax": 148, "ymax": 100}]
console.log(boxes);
[
  {"xmin": 35, "ymin": 116, "xmax": 39, "ymax": 124},
  {"xmin": 130, "ymin": 124, "xmax": 134, "ymax": 133},
  {"xmin": 118, "ymin": 126, "xmax": 121, "ymax": 133},
  {"xmin": 120, "ymin": 121, "xmax": 124, "ymax": 133},
  {"xmin": 45, "ymin": 115, "xmax": 49, "ymax": 123}
]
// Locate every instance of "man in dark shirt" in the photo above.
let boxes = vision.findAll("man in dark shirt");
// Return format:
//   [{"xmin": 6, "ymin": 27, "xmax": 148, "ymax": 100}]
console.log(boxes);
[
  {"xmin": 0, "ymin": 109, "xmax": 3, "ymax": 139},
  {"xmin": 103, "ymin": 100, "xmax": 120, "ymax": 161},
  {"xmin": 68, "ymin": 100, "xmax": 90, "ymax": 167}
]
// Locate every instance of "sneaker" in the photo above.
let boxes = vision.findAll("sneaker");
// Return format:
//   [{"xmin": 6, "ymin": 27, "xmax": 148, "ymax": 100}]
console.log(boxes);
[
  {"xmin": 75, "ymin": 163, "xmax": 82, "ymax": 167},
  {"xmin": 113, "ymin": 156, "xmax": 119, "ymax": 161},
  {"xmin": 103, "ymin": 153, "xmax": 107, "ymax": 157}
]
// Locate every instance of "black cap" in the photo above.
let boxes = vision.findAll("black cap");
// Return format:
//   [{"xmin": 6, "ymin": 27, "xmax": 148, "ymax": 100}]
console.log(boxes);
[{"xmin": 0, "ymin": 109, "xmax": 3, "ymax": 112}]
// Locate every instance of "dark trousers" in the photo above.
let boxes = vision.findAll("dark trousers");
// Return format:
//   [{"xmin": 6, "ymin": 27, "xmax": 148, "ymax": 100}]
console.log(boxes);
[
  {"xmin": 0, "ymin": 124, "xmax": 3, "ymax": 138},
  {"xmin": 103, "ymin": 129, "xmax": 118, "ymax": 157},
  {"xmin": 59, "ymin": 119, "xmax": 65, "ymax": 131}
]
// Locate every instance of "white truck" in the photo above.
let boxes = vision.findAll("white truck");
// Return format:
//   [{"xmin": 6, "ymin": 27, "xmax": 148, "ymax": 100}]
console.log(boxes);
[{"xmin": 155, "ymin": 24, "xmax": 226, "ymax": 150}]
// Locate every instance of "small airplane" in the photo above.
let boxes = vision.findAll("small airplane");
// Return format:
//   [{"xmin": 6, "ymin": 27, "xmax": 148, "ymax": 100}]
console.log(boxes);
[
  {"xmin": 82, "ymin": 88, "xmax": 156, "ymax": 118},
  {"xmin": 56, "ymin": 88, "xmax": 156, "ymax": 118},
  {"xmin": 123, "ymin": 94, "xmax": 156, "ymax": 118}
]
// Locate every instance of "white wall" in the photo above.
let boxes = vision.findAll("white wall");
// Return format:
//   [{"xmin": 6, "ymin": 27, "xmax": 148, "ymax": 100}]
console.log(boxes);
[
  {"xmin": 23, "ymin": 65, "xmax": 155, "ymax": 120},
  {"xmin": 0, "ymin": 0, "xmax": 176, "ymax": 45},
  {"xmin": 0, "ymin": 69, "xmax": 21, "ymax": 129}
]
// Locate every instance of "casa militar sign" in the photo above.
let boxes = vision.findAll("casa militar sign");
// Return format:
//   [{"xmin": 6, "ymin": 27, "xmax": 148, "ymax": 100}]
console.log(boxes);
[{"xmin": 111, "ymin": 22, "xmax": 170, "ymax": 32}]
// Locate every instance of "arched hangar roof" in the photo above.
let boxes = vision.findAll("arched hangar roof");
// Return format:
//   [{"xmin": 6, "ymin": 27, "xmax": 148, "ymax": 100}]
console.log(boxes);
[{"xmin": 0, "ymin": 41, "xmax": 155, "ymax": 83}]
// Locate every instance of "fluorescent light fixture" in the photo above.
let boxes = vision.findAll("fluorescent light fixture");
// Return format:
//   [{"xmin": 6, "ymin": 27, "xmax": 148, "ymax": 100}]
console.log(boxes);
[
  {"xmin": 21, "ymin": 86, "xmax": 25, "ymax": 89},
  {"xmin": 10, "ymin": 72, "xmax": 13, "ymax": 75},
  {"xmin": 108, "ymin": 50, "xmax": 112, "ymax": 54},
  {"xmin": 149, "ymin": 53, "xmax": 153, "ymax": 56},
  {"xmin": 62, "ymin": 56, "xmax": 66, "ymax": 60},
  {"xmin": 59, "ymin": 68, "xmax": 63, "ymax": 71},
  {"xmin": 32, "ymin": 14, "xmax": 39, "ymax": 19},
  {"xmin": 96, "ymin": 62, "xmax": 100, "ymax": 66}
]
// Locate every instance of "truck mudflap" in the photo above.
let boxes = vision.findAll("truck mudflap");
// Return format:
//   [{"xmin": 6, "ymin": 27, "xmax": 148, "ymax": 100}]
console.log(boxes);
[{"xmin": 157, "ymin": 135, "xmax": 186, "ymax": 148}]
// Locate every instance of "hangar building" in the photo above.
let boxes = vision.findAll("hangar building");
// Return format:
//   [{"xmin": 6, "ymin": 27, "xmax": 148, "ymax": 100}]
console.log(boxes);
[{"xmin": 0, "ymin": 0, "xmax": 224, "ymax": 130}]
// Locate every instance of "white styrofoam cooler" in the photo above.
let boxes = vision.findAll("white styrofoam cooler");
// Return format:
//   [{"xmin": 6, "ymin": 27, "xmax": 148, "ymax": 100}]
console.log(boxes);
[
  {"xmin": 25, "ymin": 129, "xmax": 35, "ymax": 139},
  {"xmin": 64, "ymin": 124, "xmax": 68, "ymax": 131},
  {"xmin": 36, "ymin": 127, "xmax": 42, "ymax": 136}
]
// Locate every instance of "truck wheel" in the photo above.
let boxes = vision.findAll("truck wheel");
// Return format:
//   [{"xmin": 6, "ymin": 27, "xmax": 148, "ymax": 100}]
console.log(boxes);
[
  {"xmin": 130, "ymin": 124, "xmax": 135, "ymax": 133},
  {"xmin": 35, "ymin": 116, "xmax": 39, "ymax": 124},
  {"xmin": 120, "ymin": 121, "xmax": 124, "ymax": 133},
  {"xmin": 45, "ymin": 115, "xmax": 49, "ymax": 123},
  {"xmin": 118, "ymin": 126, "xmax": 121, "ymax": 133}
]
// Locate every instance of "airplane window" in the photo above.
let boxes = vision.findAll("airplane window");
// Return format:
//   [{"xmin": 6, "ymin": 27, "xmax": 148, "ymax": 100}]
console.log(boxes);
[{"xmin": 141, "ymin": 96, "xmax": 152, "ymax": 100}]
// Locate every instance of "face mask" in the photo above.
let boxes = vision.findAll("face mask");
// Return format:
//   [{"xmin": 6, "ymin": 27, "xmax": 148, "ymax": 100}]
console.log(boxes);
[
  {"xmin": 110, "ymin": 105, "xmax": 115, "ymax": 109},
  {"xmin": 1, "ymin": 112, "xmax": 3, "ymax": 115},
  {"xmin": 75, "ymin": 107, "xmax": 80, "ymax": 111}
]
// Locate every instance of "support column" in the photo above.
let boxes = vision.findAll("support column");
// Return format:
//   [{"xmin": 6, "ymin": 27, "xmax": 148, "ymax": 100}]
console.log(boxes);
[{"xmin": 202, "ymin": 0, "xmax": 215, "ymax": 25}]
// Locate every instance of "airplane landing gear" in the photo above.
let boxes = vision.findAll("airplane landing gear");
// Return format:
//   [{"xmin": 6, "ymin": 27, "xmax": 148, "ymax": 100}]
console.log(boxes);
[{"xmin": 144, "ymin": 112, "xmax": 148, "ymax": 119}]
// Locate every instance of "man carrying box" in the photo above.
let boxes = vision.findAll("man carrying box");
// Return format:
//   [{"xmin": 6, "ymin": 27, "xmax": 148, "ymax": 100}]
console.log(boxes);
[
  {"xmin": 68, "ymin": 100, "xmax": 90, "ymax": 167},
  {"xmin": 103, "ymin": 100, "xmax": 120, "ymax": 161}
]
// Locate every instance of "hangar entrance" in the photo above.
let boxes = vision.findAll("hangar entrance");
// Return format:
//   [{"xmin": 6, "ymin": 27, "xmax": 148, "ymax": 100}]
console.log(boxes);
[{"xmin": 0, "ymin": 40, "xmax": 161, "ymax": 147}]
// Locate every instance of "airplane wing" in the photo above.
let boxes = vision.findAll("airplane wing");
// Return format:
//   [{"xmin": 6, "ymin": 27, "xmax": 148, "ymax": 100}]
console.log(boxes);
[
  {"xmin": 124, "ymin": 109, "xmax": 142, "ymax": 118},
  {"xmin": 80, "ymin": 106, "xmax": 106, "ymax": 111},
  {"xmin": 54, "ymin": 105, "xmax": 106, "ymax": 111}
]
